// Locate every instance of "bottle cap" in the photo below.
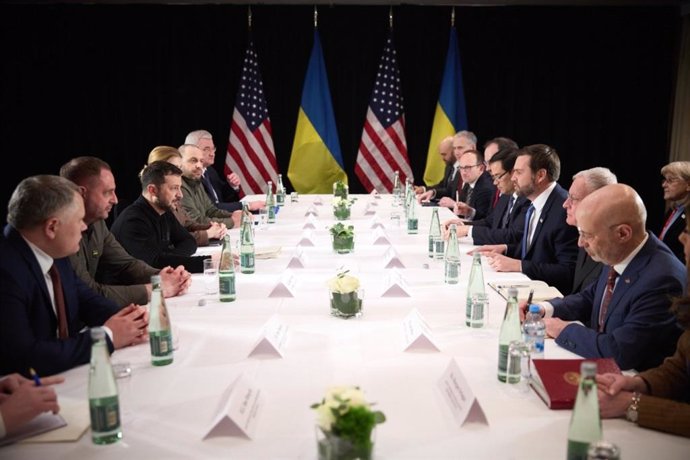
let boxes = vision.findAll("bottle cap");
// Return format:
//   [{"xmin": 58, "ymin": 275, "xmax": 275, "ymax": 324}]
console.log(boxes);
[
  {"xmin": 529, "ymin": 304, "xmax": 540, "ymax": 313},
  {"xmin": 507, "ymin": 287, "xmax": 518, "ymax": 298},
  {"xmin": 90, "ymin": 327, "xmax": 106, "ymax": 340},
  {"xmin": 151, "ymin": 274, "xmax": 161, "ymax": 285},
  {"xmin": 580, "ymin": 361, "xmax": 597, "ymax": 376}
]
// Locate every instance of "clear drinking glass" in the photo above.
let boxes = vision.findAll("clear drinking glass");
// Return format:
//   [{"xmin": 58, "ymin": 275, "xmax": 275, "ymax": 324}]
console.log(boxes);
[{"xmin": 203, "ymin": 259, "xmax": 218, "ymax": 295}]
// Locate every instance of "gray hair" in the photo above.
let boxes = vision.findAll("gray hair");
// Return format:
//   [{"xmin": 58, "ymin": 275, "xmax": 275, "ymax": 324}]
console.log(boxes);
[
  {"xmin": 455, "ymin": 130, "xmax": 477, "ymax": 147},
  {"xmin": 7, "ymin": 175, "xmax": 80, "ymax": 230},
  {"xmin": 573, "ymin": 167, "xmax": 618, "ymax": 194},
  {"xmin": 184, "ymin": 129, "xmax": 213, "ymax": 146}
]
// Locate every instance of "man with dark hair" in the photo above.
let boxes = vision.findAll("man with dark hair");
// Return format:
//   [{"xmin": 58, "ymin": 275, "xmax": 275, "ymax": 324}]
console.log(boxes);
[
  {"xmin": 60, "ymin": 156, "xmax": 190, "ymax": 307},
  {"xmin": 111, "ymin": 161, "xmax": 210, "ymax": 274},
  {"xmin": 447, "ymin": 146, "xmax": 530, "ymax": 245},
  {"xmin": 0, "ymin": 175, "xmax": 148, "ymax": 376},
  {"xmin": 475, "ymin": 144, "xmax": 579, "ymax": 294},
  {"xmin": 483, "ymin": 136, "xmax": 519, "ymax": 207}
]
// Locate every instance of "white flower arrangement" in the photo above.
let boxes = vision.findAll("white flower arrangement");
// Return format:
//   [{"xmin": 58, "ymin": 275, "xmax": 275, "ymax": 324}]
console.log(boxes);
[{"xmin": 327, "ymin": 270, "xmax": 360, "ymax": 294}]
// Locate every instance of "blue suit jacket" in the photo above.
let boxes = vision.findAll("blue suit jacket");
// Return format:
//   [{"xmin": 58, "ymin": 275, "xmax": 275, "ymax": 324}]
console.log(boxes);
[
  {"xmin": 507, "ymin": 183, "xmax": 579, "ymax": 295},
  {"xmin": 203, "ymin": 166, "xmax": 243, "ymax": 213},
  {"xmin": 471, "ymin": 194, "xmax": 530, "ymax": 245},
  {"xmin": 550, "ymin": 233, "xmax": 685, "ymax": 371},
  {"xmin": 0, "ymin": 226, "xmax": 119, "ymax": 377}
]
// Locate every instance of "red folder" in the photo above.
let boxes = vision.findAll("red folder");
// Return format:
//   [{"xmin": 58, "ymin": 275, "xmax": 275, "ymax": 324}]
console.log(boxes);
[{"xmin": 530, "ymin": 358, "xmax": 621, "ymax": 410}]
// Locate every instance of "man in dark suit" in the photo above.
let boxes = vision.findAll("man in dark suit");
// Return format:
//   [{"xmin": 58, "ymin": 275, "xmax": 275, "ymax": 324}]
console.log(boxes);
[
  {"xmin": 476, "ymin": 144, "xmax": 579, "ymax": 295},
  {"xmin": 450, "ymin": 146, "xmax": 530, "ymax": 245},
  {"xmin": 418, "ymin": 130, "xmax": 477, "ymax": 206},
  {"xmin": 0, "ymin": 175, "xmax": 148, "ymax": 377},
  {"xmin": 564, "ymin": 167, "xmax": 618, "ymax": 293},
  {"xmin": 185, "ymin": 129, "xmax": 265, "ymax": 213},
  {"xmin": 529, "ymin": 184, "xmax": 685, "ymax": 371},
  {"xmin": 414, "ymin": 136, "xmax": 454, "ymax": 196},
  {"xmin": 658, "ymin": 161, "xmax": 690, "ymax": 262},
  {"xmin": 453, "ymin": 150, "xmax": 497, "ymax": 223}
]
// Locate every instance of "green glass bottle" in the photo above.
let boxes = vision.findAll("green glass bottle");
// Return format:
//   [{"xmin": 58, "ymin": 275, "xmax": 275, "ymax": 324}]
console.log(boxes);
[
  {"xmin": 276, "ymin": 174, "xmax": 286, "ymax": 207},
  {"xmin": 428, "ymin": 207, "xmax": 441, "ymax": 258},
  {"xmin": 444, "ymin": 224, "xmax": 460, "ymax": 284},
  {"xmin": 407, "ymin": 199, "xmax": 419, "ymax": 234},
  {"xmin": 219, "ymin": 234, "xmax": 237, "ymax": 302},
  {"xmin": 88, "ymin": 327, "xmax": 122, "ymax": 445},
  {"xmin": 265, "ymin": 181, "xmax": 276, "ymax": 223},
  {"xmin": 465, "ymin": 252, "xmax": 486, "ymax": 327},
  {"xmin": 567, "ymin": 361, "xmax": 602, "ymax": 460},
  {"xmin": 148, "ymin": 274, "xmax": 173, "ymax": 366},
  {"xmin": 240, "ymin": 211, "xmax": 255, "ymax": 274},
  {"xmin": 497, "ymin": 287, "xmax": 522, "ymax": 382}
]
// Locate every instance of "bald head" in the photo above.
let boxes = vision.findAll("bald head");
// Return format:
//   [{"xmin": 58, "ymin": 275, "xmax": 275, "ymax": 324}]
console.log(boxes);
[
  {"xmin": 439, "ymin": 136, "xmax": 454, "ymax": 164},
  {"xmin": 576, "ymin": 184, "xmax": 647, "ymax": 265}
]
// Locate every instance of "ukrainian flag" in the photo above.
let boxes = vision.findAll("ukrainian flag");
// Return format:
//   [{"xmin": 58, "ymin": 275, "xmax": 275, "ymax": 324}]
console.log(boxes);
[
  {"xmin": 423, "ymin": 26, "xmax": 469, "ymax": 186},
  {"xmin": 288, "ymin": 30, "xmax": 347, "ymax": 194}
]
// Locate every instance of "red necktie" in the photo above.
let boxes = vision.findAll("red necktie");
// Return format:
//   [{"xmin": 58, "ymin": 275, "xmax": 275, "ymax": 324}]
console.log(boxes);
[
  {"xmin": 49, "ymin": 264, "xmax": 69, "ymax": 339},
  {"xmin": 492, "ymin": 189, "xmax": 500, "ymax": 208},
  {"xmin": 598, "ymin": 267, "xmax": 618, "ymax": 332}
]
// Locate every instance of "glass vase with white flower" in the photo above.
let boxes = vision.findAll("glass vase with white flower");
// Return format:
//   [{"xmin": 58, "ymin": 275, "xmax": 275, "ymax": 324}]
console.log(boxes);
[{"xmin": 311, "ymin": 385, "xmax": 386, "ymax": 460}]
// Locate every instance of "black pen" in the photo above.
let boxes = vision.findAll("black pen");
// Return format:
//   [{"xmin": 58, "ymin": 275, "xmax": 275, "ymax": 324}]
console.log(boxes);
[
  {"xmin": 29, "ymin": 367, "xmax": 42, "ymax": 386},
  {"xmin": 526, "ymin": 288, "xmax": 535, "ymax": 306}
]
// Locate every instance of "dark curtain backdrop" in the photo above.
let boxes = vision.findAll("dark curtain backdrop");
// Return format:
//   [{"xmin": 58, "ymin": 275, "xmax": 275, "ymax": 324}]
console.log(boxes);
[{"xmin": 0, "ymin": 4, "xmax": 680, "ymax": 230}]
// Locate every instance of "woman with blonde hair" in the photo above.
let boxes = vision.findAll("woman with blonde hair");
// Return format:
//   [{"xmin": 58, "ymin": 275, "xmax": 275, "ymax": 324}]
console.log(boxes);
[
  {"xmin": 659, "ymin": 161, "xmax": 690, "ymax": 261},
  {"xmin": 146, "ymin": 146, "xmax": 227, "ymax": 246}
]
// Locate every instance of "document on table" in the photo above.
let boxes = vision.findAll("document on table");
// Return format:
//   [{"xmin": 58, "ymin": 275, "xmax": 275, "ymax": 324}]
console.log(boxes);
[{"xmin": 488, "ymin": 280, "xmax": 563, "ymax": 302}]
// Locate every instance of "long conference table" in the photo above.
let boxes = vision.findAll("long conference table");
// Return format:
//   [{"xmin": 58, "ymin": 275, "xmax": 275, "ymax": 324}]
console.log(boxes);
[{"xmin": 6, "ymin": 194, "xmax": 690, "ymax": 459}]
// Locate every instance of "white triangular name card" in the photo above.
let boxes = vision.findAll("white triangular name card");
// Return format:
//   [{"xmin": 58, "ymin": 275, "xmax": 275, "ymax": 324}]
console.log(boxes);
[
  {"xmin": 313, "ymin": 196, "xmax": 324, "ymax": 206},
  {"xmin": 287, "ymin": 247, "xmax": 307, "ymax": 268},
  {"xmin": 402, "ymin": 309, "xmax": 440, "ymax": 352},
  {"xmin": 302, "ymin": 215, "xmax": 318, "ymax": 230},
  {"xmin": 364, "ymin": 202, "xmax": 377, "ymax": 215},
  {"xmin": 372, "ymin": 227, "xmax": 392, "ymax": 246},
  {"xmin": 305, "ymin": 205, "xmax": 319, "ymax": 216},
  {"xmin": 268, "ymin": 271, "xmax": 298, "ymax": 298},
  {"xmin": 249, "ymin": 316, "xmax": 289, "ymax": 358},
  {"xmin": 437, "ymin": 359, "xmax": 488, "ymax": 427},
  {"xmin": 381, "ymin": 270, "xmax": 411, "ymax": 297},
  {"xmin": 297, "ymin": 229, "xmax": 315, "ymax": 247},
  {"xmin": 383, "ymin": 246, "xmax": 405, "ymax": 268},
  {"xmin": 369, "ymin": 215, "xmax": 384, "ymax": 229},
  {"xmin": 203, "ymin": 375, "xmax": 264, "ymax": 440}
]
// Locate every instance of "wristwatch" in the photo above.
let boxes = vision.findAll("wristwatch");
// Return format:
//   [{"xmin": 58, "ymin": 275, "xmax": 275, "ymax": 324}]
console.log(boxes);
[{"xmin": 626, "ymin": 392, "xmax": 641, "ymax": 423}]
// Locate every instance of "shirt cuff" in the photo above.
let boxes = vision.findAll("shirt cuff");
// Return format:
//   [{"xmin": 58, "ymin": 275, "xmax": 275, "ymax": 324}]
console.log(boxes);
[
  {"xmin": 102, "ymin": 326, "xmax": 114, "ymax": 344},
  {"xmin": 541, "ymin": 301, "xmax": 554, "ymax": 318}
]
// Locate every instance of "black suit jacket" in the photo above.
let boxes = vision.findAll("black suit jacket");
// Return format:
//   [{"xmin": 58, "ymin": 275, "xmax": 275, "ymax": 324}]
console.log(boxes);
[
  {"xmin": 507, "ymin": 183, "xmax": 579, "ymax": 295},
  {"xmin": 471, "ymin": 195, "xmax": 530, "ymax": 245},
  {"xmin": 203, "ymin": 166, "xmax": 242, "ymax": 212},
  {"xmin": 571, "ymin": 247, "xmax": 603, "ymax": 294},
  {"xmin": 659, "ymin": 207, "xmax": 686, "ymax": 263},
  {"xmin": 111, "ymin": 196, "xmax": 207, "ymax": 273},
  {"xmin": 459, "ymin": 171, "xmax": 496, "ymax": 221},
  {"xmin": 430, "ymin": 163, "xmax": 462, "ymax": 200},
  {"xmin": 0, "ymin": 226, "xmax": 119, "ymax": 376}
]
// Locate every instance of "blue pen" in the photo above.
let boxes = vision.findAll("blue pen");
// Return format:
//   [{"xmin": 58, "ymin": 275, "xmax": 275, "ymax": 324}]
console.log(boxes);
[{"xmin": 29, "ymin": 367, "xmax": 42, "ymax": 386}]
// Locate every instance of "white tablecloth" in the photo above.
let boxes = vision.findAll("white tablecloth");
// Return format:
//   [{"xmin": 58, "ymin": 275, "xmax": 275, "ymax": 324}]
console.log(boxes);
[{"xmin": 6, "ymin": 194, "xmax": 689, "ymax": 459}]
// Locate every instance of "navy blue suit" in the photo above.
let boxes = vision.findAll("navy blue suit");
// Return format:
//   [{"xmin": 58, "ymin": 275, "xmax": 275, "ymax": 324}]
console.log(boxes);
[
  {"xmin": 550, "ymin": 233, "xmax": 685, "ymax": 371},
  {"xmin": 0, "ymin": 226, "xmax": 119, "ymax": 377},
  {"xmin": 471, "ymin": 194, "xmax": 530, "ymax": 245},
  {"xmin": 507, "ymin": 183, "xmax": 579, "ymax": 295},
  {"xmin": 658, "ymin": 207, "xmax": 686, "ymax": 263},
  {"xmin": 203, "ymin": 166, "xmax": 242, "ymax": 213},
  {"xmin": 459, "ymin": 171, "xmax": 496, "ymax": 221}
]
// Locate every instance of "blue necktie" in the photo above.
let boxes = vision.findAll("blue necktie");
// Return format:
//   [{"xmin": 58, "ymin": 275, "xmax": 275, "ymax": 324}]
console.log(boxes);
[
  {"xmin": 521, "ymin": 204, "xmax": 535, "ymax": 259},
  {"xmin": 202, "ymin": 170, "xmax": 219, "ymax": 203}
]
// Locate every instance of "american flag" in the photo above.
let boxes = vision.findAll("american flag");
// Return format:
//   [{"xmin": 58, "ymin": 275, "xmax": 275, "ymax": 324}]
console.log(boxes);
[
  {"xmin": 226, "ymin": 36, "xmax": 278, "ymax": 196},
  {"xmin": 355, "ymin": 32, "xmax": 413, "ymax": 193}
]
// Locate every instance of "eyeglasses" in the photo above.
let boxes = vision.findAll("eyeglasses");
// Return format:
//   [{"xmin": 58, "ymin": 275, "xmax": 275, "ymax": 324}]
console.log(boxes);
[
  {"xmin": 566, "ymin": 193, "xmax": 582, "ymax": 203},
  {"xmin": 458, "ymin": 164, "xmax": 481, "ymax": 171},
  {"xmin": 490, "ymin": 171, "xmax": 509, "ymax": 182},
  {"xmin": 662, "ymin": 177, "xmax": 681, "ymax": 185},
  {"xmin": 202, "ymin": 146, "xmax": 217, "ymax": 153}
]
